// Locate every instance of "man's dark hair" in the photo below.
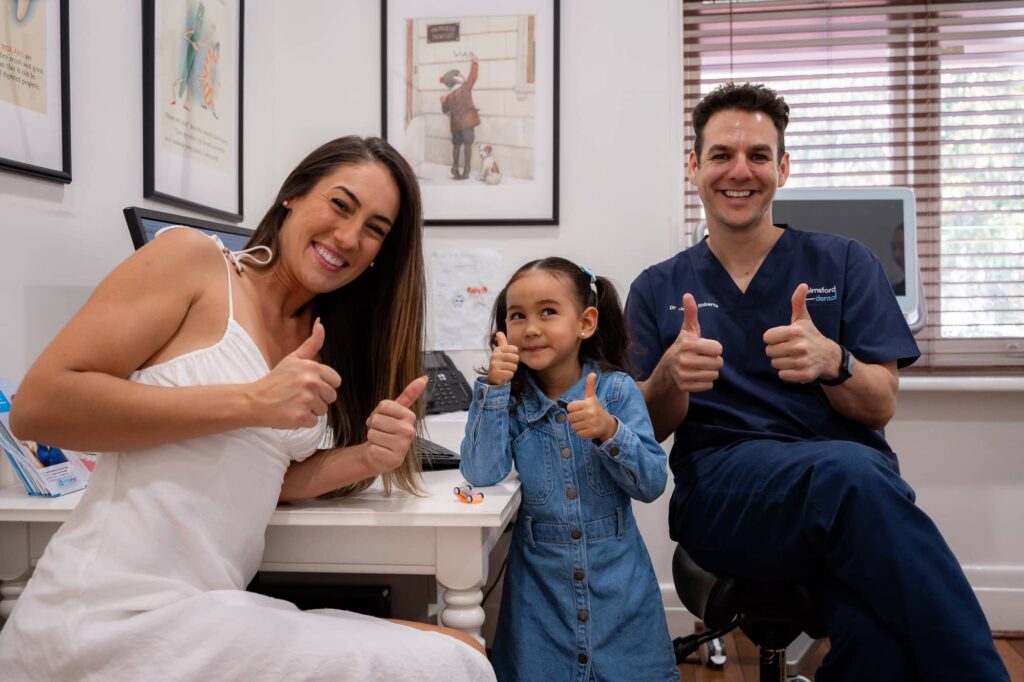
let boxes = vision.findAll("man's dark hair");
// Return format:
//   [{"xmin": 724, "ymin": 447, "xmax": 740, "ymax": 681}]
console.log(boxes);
[{"xmin": 693, "ymin": 82, "xmax": 790, "ymax": 161}]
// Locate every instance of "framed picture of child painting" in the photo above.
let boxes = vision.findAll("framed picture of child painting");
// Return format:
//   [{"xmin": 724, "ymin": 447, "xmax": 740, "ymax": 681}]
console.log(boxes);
[
  {"xmin": 381, "ymin": 0, "xmax": 560, "ymax": 226},
  {"xmin": 142, "ymin": 0, "xmax": 244, "ymax": 222}
]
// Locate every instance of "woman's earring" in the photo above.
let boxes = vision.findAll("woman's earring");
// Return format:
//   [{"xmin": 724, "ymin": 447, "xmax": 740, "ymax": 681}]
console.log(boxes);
[
  {"xmin": 282, "ymin": 199, "xmax": 289, "ymax": 208},
  {"xmin": 370, "ymin": 261, "xmax": 376, "ymax": 268}
]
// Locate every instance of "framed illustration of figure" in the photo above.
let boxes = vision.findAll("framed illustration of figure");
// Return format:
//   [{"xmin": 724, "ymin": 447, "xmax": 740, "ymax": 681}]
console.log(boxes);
[
  {"xmin": 0, "ymin": 0, "xmax": 71, "ymax": 183},
  {"xmin": 143, "ymin": 0, "xmax": 244, "ymax": 221},
  {"xmin": 382, "ymin": 0, "xmax": 559, "ymax": 225}
]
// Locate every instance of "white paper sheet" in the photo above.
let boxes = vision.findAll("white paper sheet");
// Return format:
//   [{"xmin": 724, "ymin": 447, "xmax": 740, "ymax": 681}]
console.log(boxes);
[{"xmin": 430, "ymin": 249, "xmax": 502, "ymax": 350}]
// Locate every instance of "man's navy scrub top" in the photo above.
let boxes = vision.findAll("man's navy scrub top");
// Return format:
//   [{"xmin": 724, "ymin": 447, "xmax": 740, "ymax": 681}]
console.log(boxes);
[{"xmin": 625, "ymin": 225, "xmax": 920, "ymax": 463}]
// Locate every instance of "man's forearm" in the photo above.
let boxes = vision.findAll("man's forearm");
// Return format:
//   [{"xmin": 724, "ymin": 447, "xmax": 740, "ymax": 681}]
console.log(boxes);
[
  {"xmin": 639, "ymin": 366, "xmax": 690, "ymax": 442},
  {"xmin": 822, "ymin": 359, "xmax": 899, "ymax": 430}
]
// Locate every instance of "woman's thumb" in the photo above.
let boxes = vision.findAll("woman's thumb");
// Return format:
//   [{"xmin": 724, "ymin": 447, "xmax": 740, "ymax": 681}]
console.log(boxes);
[{"xmin": 293, "ymin": 318, "xmax": 325, "ymax": 360}]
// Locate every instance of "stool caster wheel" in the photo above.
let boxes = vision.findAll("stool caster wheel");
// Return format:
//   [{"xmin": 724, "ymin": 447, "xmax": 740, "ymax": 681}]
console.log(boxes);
[{"xmin": 700, "ymin": 637, "xmax": 726, "ymax": 668}]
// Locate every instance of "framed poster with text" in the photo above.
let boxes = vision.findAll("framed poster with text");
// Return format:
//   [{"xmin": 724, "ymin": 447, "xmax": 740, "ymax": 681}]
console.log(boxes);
[
  {"xmin": 143, "ymin": 0, "xmax": 244, "ymax": 221},
  {"xmin": 0, "ymin": 0, "xmax": 71, "ymax": 183}
]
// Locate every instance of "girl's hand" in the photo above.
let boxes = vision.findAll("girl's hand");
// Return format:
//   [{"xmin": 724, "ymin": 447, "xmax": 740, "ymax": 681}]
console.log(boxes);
[
  {"xmin": 363, "ymin": 376, "xmax": 428, "ymax": 476},
  {"xmin": 567, "ymin": 373, "xmax": 617, "ymax": 443},
  {"xmin": 249, "ymin": 320, "xmax": 342, "ymax": 429},
  {"xmin": 487, "ymin": 331, "xmax": 520, "ymax": 385}
]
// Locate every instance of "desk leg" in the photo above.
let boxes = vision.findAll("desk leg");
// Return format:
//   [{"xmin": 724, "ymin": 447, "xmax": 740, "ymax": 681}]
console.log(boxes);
[
  {"xmin": 0, "ymin": 570, "xmax": 31, "ymax": 621},
  {"xmin": 0, "ymin": 521, "xmax": 32, "ymax": 621},
  {"xmin": 436, "ymin": 527, "xmax": 487, "ymax": 645}
]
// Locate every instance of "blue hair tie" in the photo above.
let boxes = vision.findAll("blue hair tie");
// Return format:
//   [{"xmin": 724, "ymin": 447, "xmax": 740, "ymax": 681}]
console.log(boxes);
[{"xmin": 580, "ymin": 265, "xmax": 598, "ymax": 300}]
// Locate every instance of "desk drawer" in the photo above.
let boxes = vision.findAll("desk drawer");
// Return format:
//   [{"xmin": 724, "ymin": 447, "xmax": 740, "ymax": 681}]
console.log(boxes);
[{"xmin": 261, "ymin": 526, "xmax": 437, "ymax": 573}]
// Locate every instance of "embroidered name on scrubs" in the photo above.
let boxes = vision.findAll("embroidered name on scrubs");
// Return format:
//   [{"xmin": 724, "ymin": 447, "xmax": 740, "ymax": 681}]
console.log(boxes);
[{"xmin": 668, "ymin": 300, "xmax": 720, "ymax": 311}]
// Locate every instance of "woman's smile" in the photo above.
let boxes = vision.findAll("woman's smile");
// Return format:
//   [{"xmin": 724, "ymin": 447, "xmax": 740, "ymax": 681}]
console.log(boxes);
[{"xmin": 312, "ymin": 242, "xmax": 348, "ymax": 271}]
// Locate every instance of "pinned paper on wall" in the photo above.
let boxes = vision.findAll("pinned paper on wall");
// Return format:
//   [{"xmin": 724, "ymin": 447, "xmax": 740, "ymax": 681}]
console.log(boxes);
[{"xmin": 430, "ymin": 249, "xmax": 502, "ymax": 350}]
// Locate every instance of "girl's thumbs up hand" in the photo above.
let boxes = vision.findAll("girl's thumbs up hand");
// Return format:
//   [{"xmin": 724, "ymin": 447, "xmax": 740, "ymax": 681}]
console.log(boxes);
[
  {"xmin": 487, "ymin": 331, "xmax": 520, "ymax": 386},
  {"xmin": 566, "ymin": 373, "xmax": 617, "ymax": 443}
]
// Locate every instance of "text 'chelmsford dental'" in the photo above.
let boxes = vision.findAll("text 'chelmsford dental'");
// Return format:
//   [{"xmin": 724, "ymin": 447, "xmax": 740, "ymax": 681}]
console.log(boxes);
[{"xmin": 808, "ymin": 285, "xmax": 838, "ymax": 302}]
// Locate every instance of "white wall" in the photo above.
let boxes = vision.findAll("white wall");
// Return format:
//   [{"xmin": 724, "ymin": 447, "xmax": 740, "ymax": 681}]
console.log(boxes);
[
  {"xmin": 887, "ymin": 386, "xmax": 1024, "ymax": 631},
  {"xmin": 0, "ymin": 0, "xmax": 283, "ymax": 395},
  {"xmin": 1, "ymin": 0, "xmax": 1021, "ymax": 633}
]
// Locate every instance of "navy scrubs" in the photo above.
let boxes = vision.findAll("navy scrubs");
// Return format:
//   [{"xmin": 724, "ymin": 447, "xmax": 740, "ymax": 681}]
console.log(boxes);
[{"xmin": 626, "ymin": 226, "xmax": 1008, "ymax": 681}]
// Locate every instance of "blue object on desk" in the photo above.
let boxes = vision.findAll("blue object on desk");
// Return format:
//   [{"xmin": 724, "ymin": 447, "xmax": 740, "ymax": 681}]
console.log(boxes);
[{"xmin": 36, "ymin": 445, "xmax": 68, "ymax": 467}]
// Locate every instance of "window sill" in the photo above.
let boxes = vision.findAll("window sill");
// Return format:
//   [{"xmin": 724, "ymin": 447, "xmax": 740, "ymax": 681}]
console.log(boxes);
[{"xmin": 899, "ymin": 376, "xmax": 1024, "ymax": 392}]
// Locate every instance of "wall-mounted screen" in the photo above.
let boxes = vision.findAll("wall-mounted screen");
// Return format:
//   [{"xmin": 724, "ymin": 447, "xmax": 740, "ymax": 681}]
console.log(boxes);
[
  {"xmin": 123, "ymin": 206, "xmax": 252, "ymax": 252},
  {"xmin": 771, "ymin": 187, "xmax": 920, "ymax": 325},
  {"xmin": 693, "ymin": 187, "xmax": 923, "ymax": 331}
]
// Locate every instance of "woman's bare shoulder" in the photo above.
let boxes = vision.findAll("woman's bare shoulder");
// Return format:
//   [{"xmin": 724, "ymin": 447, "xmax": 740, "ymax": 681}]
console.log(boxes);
[{"xmin": 121, "ymin": 228, "xmax": 227, "ymax": 285}]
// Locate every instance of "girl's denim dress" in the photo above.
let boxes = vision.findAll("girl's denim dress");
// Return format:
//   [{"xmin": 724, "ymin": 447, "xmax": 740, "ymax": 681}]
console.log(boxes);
[{"xmin": 461, "ymin": 367, "xmax": 679, "ymax": 682}]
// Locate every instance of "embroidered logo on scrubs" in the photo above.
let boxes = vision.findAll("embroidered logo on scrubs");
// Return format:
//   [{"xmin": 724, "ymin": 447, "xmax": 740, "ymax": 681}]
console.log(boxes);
[
  {"xmin": 806, "ymin": 285, "xmax": 838, "ymax": 303},
  {"xmin": 668, "ymin": 301, "xmax": 719, "ymax": 311}
]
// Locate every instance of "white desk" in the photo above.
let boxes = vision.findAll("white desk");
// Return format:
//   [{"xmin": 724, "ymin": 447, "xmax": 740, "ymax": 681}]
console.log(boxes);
[{"xmin": 0, "ymin": 465, "xmax": 520, "ymax": 643}]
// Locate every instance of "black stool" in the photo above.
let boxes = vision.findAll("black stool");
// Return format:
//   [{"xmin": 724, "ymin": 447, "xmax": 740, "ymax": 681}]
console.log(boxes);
[{"xmin": 672, "ymin": 545, "xmax": 826, "ymax": 682}]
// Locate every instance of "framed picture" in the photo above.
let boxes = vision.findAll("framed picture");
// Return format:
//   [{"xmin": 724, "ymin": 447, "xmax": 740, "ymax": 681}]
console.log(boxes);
[
  {"xmin": 0, "ymin": 0, "xmax": 71, "ymax": 183},
  {"xmin": 382, "ymin": 0, "xmax": 559, "ymax": 226},
  {"xmin": 143, "ymin": 0, "xmax": 244, "ymax": 221}
]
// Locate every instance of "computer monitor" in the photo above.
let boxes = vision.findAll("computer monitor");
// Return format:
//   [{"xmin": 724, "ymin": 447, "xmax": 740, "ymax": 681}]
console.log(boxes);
[
  {"xmin": 123, "ymin": 206, "xmax": 252, "ymax": 252},
  {"xmin": 691, "ymin": 187, "xmax": 924, "ymax": 331},
  {"xmin": 772, "ymin": 187, "xmax": 921, "ymax": 329}
]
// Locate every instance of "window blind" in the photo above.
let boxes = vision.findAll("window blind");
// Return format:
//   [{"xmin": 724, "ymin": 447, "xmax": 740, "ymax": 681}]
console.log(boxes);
[{"xmin": 682, "ymin": 0, "xmax": 1024, "ymax": 368}]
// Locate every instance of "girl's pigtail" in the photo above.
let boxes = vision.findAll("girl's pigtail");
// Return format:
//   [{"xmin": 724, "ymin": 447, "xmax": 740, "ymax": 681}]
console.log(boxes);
[{"xmin": 582, "ymin": 276, "xmax": 631, "ymax": 374}]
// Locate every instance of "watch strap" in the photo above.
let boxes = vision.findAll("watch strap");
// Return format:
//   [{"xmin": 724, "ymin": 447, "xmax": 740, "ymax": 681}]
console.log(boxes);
[{"xmin": 818, "ymin": 345, "xmax": 853, "ymax": 386}]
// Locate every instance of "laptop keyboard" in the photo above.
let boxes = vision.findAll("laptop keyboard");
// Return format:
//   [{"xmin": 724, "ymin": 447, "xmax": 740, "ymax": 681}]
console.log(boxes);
[{"xmin": 416, "ymin": 437, "xmax": 461, "ymax": 470}]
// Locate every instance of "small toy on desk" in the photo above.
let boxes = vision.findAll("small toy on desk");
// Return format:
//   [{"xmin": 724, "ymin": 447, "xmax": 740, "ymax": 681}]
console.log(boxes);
[{"xmin": 453, "ymin": 483, "xmax": 484, "ymax": 504}]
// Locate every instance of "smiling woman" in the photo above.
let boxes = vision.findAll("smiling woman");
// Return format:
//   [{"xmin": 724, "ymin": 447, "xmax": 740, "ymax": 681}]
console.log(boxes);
[
  {"xmin": 0, "ymin": 136, "xmax": 496, "ymax": 680},
  {"xmin": 245, "ymin": 137, "xmax": 427, "ymax": 497}
]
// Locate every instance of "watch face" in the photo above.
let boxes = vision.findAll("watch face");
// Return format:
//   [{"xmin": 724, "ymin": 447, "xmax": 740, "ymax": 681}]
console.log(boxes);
[
  {"xmin": 837, "ymin": 346, "xmax": 853, "ymax": 380},
  {"xmin": 844, "ymin": 349, "xmax": 856, "ymax": 375}
]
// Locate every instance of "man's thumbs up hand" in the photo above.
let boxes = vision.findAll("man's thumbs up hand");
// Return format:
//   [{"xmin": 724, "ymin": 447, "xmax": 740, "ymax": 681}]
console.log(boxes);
[
  {"xmin": 791, "ymin": 283, "xmax": 811, "ymax": 323},
  {"xmin": 660, "ymin": 293, "xmax": 724, "ymax": 394},
  {"xmin": 764, "ymin": 283, "xmax": 841, "ymax": 383},
  {"xmin": 681, "ymin": 293, "xmax": 701, "ymax": 337}
]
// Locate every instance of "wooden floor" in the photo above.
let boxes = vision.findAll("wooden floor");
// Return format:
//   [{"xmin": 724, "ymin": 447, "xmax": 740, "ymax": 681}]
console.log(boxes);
[{"xmin": 678, "ymin": 633, "xmax": 1024, "ymax": 681}]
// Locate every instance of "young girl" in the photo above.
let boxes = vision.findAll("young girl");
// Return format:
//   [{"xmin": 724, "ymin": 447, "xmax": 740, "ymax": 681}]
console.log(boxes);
[{"xmin": 460, "ymin": 257, "xmax": 679, "ymax": 682}]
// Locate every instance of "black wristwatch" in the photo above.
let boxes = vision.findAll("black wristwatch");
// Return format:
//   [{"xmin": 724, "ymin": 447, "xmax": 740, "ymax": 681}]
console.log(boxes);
[{"xmin": 818, "ymin": 345, "xmax": 855, "ymax": 386}]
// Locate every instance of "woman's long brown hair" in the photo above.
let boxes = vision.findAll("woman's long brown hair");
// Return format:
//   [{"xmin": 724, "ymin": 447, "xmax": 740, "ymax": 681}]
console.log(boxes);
[{"xmin": 246, "ymin": 136, "xmax": 425, "ymax": 496}]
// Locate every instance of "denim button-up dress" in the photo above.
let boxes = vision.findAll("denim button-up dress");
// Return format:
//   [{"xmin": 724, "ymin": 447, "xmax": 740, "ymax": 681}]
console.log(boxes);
[{"xmin": 461, "ymin": 367, "xmax": 679, "ymax": 682}]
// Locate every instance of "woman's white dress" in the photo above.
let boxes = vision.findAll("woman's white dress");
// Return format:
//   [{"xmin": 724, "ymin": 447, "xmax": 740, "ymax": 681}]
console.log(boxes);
[{"xmin": 0, "ymin": 235, "xmax": 495, "ymax": 681}]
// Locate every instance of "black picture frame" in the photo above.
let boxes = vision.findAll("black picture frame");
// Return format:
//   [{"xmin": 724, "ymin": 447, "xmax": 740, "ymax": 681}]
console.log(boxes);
[
  {"xmin": 381, "ymin": 0, "xmax": 560, "ymax": 226},
  {"xmin": 142, "ymin": 0, "xmax": 244, "ymax": 222},
  {"xmin": 0, "ymin": 0, "xmax": 71, "ymax": 183}
]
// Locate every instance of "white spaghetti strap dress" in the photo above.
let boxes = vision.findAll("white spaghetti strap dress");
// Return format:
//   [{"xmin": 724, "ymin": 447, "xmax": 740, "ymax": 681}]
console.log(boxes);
[{"xmin": 0, "ymin": 232, "xmax": 495, "ymax": 681}]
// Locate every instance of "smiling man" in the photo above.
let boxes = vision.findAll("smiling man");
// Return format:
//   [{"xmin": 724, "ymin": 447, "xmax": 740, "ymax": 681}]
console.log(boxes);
[{"xmin": 625, "ymin": 83, "xmax": 1008, "ymax": 681}]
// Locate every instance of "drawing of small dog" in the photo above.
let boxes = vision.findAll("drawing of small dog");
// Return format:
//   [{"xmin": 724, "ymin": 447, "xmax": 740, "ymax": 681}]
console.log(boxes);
[{"xmin": 478, "ymin": 145, "xmax": 501, "ymax": 185}]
